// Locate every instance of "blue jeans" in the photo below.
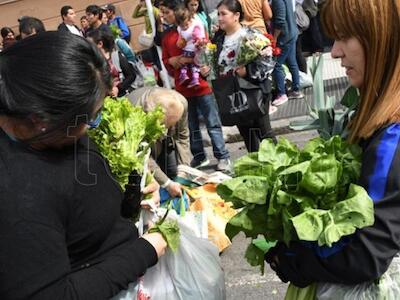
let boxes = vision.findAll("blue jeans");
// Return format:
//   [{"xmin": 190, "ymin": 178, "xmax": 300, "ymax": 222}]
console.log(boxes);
[
  {"xmin": 273, "ymin": 38, "xmax": 300, "ymax": 96},
  {"xmin": 187, "ymin": 93, "xmax": 230, "ymax": 161}
]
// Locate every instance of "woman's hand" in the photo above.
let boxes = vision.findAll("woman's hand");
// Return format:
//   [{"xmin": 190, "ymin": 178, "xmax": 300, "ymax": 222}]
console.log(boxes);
[
  {"xmin": 142, "ymin": 232, "xmax": 167, "ymax": 257},
  {"xmin": 168, "ymin": 56, "xmax": 184, "ymax": 69},
  {"xmin": 111, "ymin": 86, "xmax": 119, "ymax": 97},
  {"xmin": 142, "ymin": 180, "xmax": 160, "ymax": 208},
  {"xmin": 166, "ymin": 181, "xmax": 182, "ymax": 197},
  {"xmin": 235, "ymin": 65, "xmax": 247, "ymax": 77},
  {"xmin": 200, "ymin": 65, "xmax": 211, "ymax": 77}
]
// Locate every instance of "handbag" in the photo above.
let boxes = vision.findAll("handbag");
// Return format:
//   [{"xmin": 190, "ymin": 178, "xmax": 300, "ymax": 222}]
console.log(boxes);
[
  {"xmin": 138, "ymin": 29, "xmax": 154, "ymax": 49},
  {"xmin": 295, "ymin": 3, "xmax": 310, "ymax": 32},
  {"xmin": 212, "ymin": 75, "xmax": 267, "ymax": 126}
]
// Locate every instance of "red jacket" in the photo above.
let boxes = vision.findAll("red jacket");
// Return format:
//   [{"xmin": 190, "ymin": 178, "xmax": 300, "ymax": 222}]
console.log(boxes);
[{"xmin": 162, "ymin": 28, "xmax": 212, "ymax": 98}]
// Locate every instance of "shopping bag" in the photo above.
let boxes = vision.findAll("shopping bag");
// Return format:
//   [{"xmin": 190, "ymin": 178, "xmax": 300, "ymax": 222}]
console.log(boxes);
[
  {"xmin": 316, "ymin": 256, "xmax": 400, "ymax": 300},
  {"xmin": 138, "ymin": 30, "xmax": 154, "ymax": 49},
  {"xmin": 111, "ymin": 211, "xmax": 226, "ymax": 300},
  {"xmin": 212, "ymin": 75, "xmax": 267, "ymax": 126}
]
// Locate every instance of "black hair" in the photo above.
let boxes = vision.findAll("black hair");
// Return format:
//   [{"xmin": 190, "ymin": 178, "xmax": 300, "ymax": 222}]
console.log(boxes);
[
  {"xmin": 184, "ymin": 0, "xmax": 204, "ymax": 13},
  {"xmin": 87, "ymin": 29, "xmax": 115, "ymax": 53},
  {"xmin": 60, "ymin": 5, "xmax": 73, "ymax": 19},
  {"xmin": 86, "ymin": 5, "xmax": 103, "ymax": 19},
  {"xmin": 18, "ymin": 17, "xmax": 46, "ymax": 36},
  {"xmin": 1, "ymin": 27, "xmax": 14, "ymax": 39},
  {"xmin": 0, "ymin": 31, "xmax": 111, "ymax": 140},
  {"xmin": 159, "ymin": 0, "xmax": 183, "ymax": 11},
  {"xmin": 80, "ymin": 15, "xmax": 88, "ymax": 21},
  {"xmin": 217, "ymin": 0, "xmax": 243, "ymax": 22},
  {"xmin": 174, "ymin": 6, "xmax": 192, "ymax": 26},
  {"xmin": 105, "ymin": 3, "xmax": 116, "ymax": 13}
]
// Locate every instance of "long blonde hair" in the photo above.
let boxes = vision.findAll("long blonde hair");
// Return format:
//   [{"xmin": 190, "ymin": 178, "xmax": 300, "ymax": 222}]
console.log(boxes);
[{"xmin": 321, "ymin": 0, "xmax": 400, "ymax": 142}]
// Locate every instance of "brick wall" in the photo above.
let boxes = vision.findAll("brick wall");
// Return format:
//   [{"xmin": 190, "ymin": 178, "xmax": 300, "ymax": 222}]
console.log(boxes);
[{"xmin": 0, "ymin": 0, "xmax": 146, "ymax": 51}]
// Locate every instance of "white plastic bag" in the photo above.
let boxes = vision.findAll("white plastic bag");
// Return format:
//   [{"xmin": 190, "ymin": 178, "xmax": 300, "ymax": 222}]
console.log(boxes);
[
  {"xmin": 317, "ymin": 256, "xmax": 400, "ymax": 300},
  {"xmin": 112, "ymin": 211, "xmax": 226, "ymax": 300}
]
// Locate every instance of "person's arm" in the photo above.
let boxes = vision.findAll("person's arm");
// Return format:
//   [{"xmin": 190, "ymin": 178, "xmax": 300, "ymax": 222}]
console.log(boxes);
[
  {"xmin": 118, "ymin": 52, "xmax": 136, "ymax": 96},
  {"xmin": 267, "ymin": 125, "xmax": 400, "ymax": 287},
  {"xmin": 2, "ymin": 221, "xmax": 158, "ymax": 299},
  {"xmin": 173, "ymin": 97, "xmax": 191, "ymax": 167},
  {"xmin": 117, "ymin": 17, "xmax": 130, "ymax": 38},
  {"xmin": 161, "ymin": 32, "xmax": 180, "ymax": 75},
  {"xmin": 132, "ymin": 3, "xmax": 147, "ymax": 18},
  {"xmin": 262, "ymin": 0, "xmax": 273, "ymax": 22},
  {"xmin": 271, "ymin": 0, "xmax": 286, "ymax": 40}
]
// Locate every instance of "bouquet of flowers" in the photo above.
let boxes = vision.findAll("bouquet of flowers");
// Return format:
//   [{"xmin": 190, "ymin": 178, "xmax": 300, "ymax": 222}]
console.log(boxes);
[
  {"xmin": 235, "ymin": 30, "xmax": 281, "ymax": 81},
  {"xmin": 195, "ymin": 42, "xmax": 218, "ymax": 80},
  {"xmin": 236, "ymin": 30, "xmax": 280, "ymax": 65}
]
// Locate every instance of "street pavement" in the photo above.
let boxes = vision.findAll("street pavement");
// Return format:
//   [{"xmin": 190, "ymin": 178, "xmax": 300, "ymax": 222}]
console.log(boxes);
[{"xmin": 196, "ymin": 53, "xmax": 347, "ymax": 299}]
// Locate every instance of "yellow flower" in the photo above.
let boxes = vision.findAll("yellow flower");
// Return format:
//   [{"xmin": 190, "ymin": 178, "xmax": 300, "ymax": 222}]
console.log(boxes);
[{"xmin": 207, "ymin": 43, "xmax": 217, "ymax": 50}]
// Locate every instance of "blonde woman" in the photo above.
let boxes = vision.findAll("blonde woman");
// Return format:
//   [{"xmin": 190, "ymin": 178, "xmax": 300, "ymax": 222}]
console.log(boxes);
[{"xmin": 266, "ymin": 0, "xmax": 400, "ymax": 287}]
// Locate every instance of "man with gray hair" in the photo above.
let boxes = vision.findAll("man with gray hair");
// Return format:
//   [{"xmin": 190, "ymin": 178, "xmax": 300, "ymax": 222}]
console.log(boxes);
[{"xmin": 128, "ymin": 87, "xmax": 190, "ymax": 197}]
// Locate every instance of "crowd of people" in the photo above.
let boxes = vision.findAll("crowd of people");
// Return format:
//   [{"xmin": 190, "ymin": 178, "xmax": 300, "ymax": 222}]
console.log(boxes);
[{"xmin": 0, "ymin": 0, "xmax": 399, "ymax": 298}]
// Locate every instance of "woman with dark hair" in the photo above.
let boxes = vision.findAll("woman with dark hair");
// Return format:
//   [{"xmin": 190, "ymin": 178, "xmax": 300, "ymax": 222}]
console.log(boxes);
[
  {"xmin": 160, "ymin": 0, "xmax": 232, "ymax": 172},
  {"xmin": 0, "ymin": 31, "xmax": 166, "ymax": 299},
  {"xmin": 209, "ymin": 0, "xmax": 276, "ymax": 153},
  {"xmin": 1, "ymin": 27, "xmax": 16, "ymax": 50},
  {"xmin": 87, "ymin": 29, "xmax": 137, "ymax": 97}
]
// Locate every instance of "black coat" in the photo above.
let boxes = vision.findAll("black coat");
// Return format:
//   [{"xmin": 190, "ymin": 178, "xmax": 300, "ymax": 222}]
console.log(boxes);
[{"xmin": 57, "ymin": 22, "xmax": 82, "ymax": 35}]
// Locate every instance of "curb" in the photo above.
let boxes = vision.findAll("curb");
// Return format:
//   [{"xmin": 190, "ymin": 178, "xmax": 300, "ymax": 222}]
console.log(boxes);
[{"xmin": 200, "ymin": 115, "xmax": 314, "ymax": 146}]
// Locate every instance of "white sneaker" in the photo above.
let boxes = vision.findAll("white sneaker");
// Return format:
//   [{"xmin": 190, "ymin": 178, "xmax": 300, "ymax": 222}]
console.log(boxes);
[
  {"xmin": 272, "ymin": 94, "xmax": 289, "ymax": 106},
  {"xmin": 216, "ymin": 158, "xmax": 232, "ymax": 173},
  {"xmin": 269, "ymin": 105, "xmax": 278, "ymax": 115}
]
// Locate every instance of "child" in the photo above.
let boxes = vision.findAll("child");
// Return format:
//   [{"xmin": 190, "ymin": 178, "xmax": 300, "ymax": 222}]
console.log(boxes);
[{"xmin": 175, "ymin": 6, "xmax": 206, "ymax": 88}]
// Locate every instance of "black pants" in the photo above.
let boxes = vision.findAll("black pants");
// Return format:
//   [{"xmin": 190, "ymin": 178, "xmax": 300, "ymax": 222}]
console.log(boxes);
[
  {"xmin": 296, "ymin": 34, "xmax": 308, "ymax": 73},
  {"xmin": 237, "ymin": 101, "xmax": 276, "ymax": 153},
  {"xmin": 304, "ymin": 16, "xmax": 324, "ymax": 53}
]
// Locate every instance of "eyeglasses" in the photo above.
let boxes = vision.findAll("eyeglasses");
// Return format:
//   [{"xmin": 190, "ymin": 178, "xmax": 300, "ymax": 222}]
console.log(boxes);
[{"xmin": 87, "ymin": 111, "xmax": 102, "ymax": 129}]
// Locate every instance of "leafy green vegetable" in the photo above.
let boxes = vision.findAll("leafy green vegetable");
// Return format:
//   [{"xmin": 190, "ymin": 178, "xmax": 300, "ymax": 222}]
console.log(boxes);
[
  {"xmin": 292, "ymin": 184, "xmax": 374, "ymax": 246},
  {"xmin": 149, "ymin": 218, "xmax": 180, "ymax": 252},
  {"xmin": 88, "ymin": 97, "xmax": 166, "ymax": 190},
  {"xmin": 284, "ymin": 283, "xmax": 317, "ymax": 300},
  {"xmin": 217, "ymin": 136, "xmax": 374, "ymax": 272},
  {"xmin": 245, "ymin": 243, "xmax": 266, "ymax": 275}
]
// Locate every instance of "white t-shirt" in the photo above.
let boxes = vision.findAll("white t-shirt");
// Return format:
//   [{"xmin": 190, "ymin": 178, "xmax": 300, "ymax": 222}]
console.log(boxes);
[
  {"xmin": 177, "ymin": 18, "xmax": 206, "ymax": 53},
  {"xmin": 66, "ymin": 24, "xmax": 83, "ymax": 36},
  {"xmin": 218, "ymin": 27, "xmax": 247, "ymax": 75}
]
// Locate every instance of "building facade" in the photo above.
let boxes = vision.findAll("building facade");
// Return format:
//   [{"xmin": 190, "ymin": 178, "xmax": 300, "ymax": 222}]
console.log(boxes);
[{"xmin": 0, "ymin": 0, "xmax": 146, "ymax": 50}]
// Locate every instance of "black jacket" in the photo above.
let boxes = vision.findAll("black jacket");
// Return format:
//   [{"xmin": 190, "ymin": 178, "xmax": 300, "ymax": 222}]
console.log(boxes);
[
  {"xmin": 268, "ymin": 124, "xmax": 400, "ymax": 287},
  {"xmin": 0, "ymin": 131, "xmax": 158, "ymax": 299},
  {"xmin": 57, "ymin": 22, "xmax": 82, "ymax": 35}
]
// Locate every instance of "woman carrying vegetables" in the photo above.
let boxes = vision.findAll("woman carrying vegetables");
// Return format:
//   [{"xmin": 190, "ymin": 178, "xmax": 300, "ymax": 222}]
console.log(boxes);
[
  {"xmin": 0, "ymin": 32, "xmax": 167, "ymax": 299},
  {"xmin": 265, "ymin": 0, "xmax": 400, "ymax": 288},
  {"xmin": 207, "ymin": 0, "xmax": 276, "ymax": 153}
]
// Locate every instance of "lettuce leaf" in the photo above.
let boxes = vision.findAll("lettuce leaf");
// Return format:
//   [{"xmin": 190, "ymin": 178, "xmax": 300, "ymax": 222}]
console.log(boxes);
[{"xmin": 88, "ymin": 97, "xmax": 166, "ymax": 190}]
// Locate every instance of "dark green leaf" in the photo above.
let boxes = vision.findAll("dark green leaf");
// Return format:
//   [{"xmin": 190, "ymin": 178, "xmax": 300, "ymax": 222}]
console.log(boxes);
[
  {"xmin": 300, "ymin": 155, "xmax": 339, "ymax": 195},
  {"xmin": 226, "ymin": 205, "xmax": 269, "ymax": 239},
  {"xmin": 245, "ymin": 243, "xmax": 266, "ymax": 275}
]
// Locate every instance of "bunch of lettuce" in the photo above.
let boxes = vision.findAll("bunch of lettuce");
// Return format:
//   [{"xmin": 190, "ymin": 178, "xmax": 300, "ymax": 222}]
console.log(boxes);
[
  {"xmin": 217, "ymin": 136, "xmax": 374, "ymax": 272},
  {"xmin": 88, "ymin": 97, "xmax": 166, "ymax": 190}
]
